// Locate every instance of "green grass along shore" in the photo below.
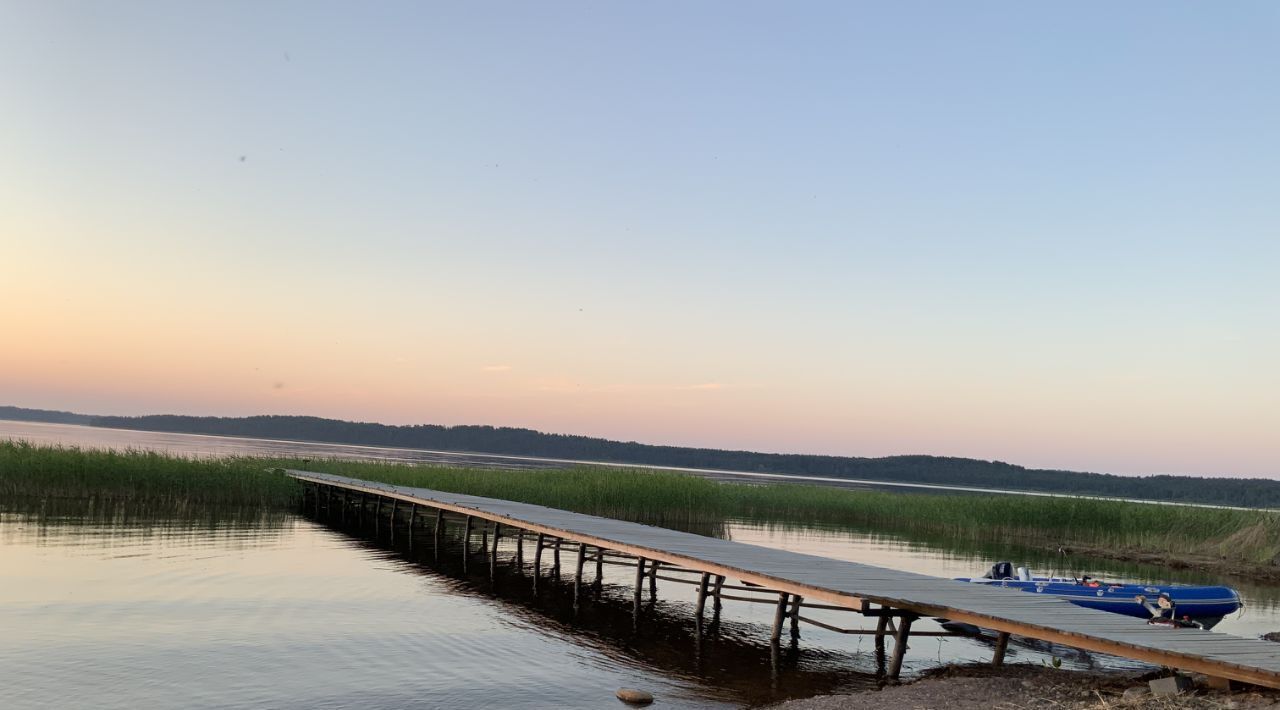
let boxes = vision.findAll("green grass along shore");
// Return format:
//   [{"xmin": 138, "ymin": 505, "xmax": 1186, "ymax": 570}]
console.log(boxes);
[{"xmin": 3, "ymin": 441, "xmax": 1279, "ymax": 575}]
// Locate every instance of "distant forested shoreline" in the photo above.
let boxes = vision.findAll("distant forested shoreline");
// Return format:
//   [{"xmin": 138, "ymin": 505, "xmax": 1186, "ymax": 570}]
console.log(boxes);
[{"xmin": 3, "ymin": 404, "xmax": 1278, "ymax": 509}]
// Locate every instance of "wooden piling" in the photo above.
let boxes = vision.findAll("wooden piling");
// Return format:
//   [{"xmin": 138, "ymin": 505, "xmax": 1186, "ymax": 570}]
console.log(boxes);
[
  {"xmin": 514, "ymin": 531, "xmax": 523, "ymax": 572},
  {"xmin": 888, "ymin": 615, "xmax": 914, "ymax": 681},
  {"xmin": 648, "ymin": 559, "xmax": 659, "ymax": 602},
  {"xmin": 771, "ymin": 592, "xmax": 790, "ymax": 644},
  {"xmin": 389, "ymin": 499, "xmax": 397, "ymax": 541},
  {"xmin": 789, "ymin": 594, "xmax": 803, "ymax": 641},
  {"xmin": 490, "ymin": 523, "xmax": 501, "ymax": 579},
  {"xmin": 463, "ymin": 515, "xmax": 473, "ymax": 572},
  {"xmin": 992, "ymin": 631, "xmax": 1010, "ymax": 667},
  {"xmin": 552, "ymin": 538, "xmax": 561, "ymax": 579},
  {"xmin": 432, "ymin": 507, "xmax": 443, "ymax": 559},
  {"xmin": 874, "ymin": 614, "xmax": 889, "ymax": 674},
  {"xmin": 695, "ymin": 572, "xmax": 711, "ymax": 626},
  {"xmin": 633, "ymin": 557, "xmax": 646, "ymax": 614},
  {"xmin": 574, "ymin": 542, "xmax": 587, "ymax": 607},
  {"xmin": 533, "ymin": 533, "xmax": 546, "ymax": 588}
]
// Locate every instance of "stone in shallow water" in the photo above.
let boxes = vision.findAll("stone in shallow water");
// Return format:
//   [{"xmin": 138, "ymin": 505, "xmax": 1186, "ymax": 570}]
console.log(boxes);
[{"xmin": 616, "ymin": 688, "xmax": 654, "ymax": 705}]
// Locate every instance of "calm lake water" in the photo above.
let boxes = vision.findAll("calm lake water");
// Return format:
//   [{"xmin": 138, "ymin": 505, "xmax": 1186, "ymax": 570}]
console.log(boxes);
[{"xmin": 3, "ymin": 420, "xmax": 1279, "ymax": 708}]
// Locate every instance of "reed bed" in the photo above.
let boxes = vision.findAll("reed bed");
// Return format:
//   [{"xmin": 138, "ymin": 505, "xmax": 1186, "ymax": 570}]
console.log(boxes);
[
  {"xmin": 4, "ymin": 442, "xmax": 1277, "ymax": 568},
  {"xmin": 0, "ymin": 441, "xmax": 298, "ymax": 506}
]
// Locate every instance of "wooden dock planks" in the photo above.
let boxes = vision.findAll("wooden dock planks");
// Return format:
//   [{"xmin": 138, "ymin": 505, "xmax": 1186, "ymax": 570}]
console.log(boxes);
[{"xmin": 288, "ymin": 470, "xmax": 1280, "ymax": 687}]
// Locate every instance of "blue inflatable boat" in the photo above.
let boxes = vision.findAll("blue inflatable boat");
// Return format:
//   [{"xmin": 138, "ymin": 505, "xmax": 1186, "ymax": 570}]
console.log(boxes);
[{"xmin": 954, "ymin": 562, "xmax": 1242, "ymax": 629}]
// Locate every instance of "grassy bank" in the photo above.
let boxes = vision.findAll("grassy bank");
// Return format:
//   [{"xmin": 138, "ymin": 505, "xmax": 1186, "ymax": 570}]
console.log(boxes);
[
  {"xmin": 4, "ymin": 442, "xmax": 1278, "ymax": 573},
  {"xmin": 0, "ymin": 441, "xmax": 298, "ymax": 506},
  {"xmin": 290, "ymin": 459, "xmax": 1280, "ymax": 570}
]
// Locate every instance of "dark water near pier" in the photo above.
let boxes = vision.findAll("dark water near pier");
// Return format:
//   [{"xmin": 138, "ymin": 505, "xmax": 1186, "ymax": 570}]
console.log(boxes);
[{"xmin": 4, "ymin": 421, "xmax": 1280, "ymax": 708}]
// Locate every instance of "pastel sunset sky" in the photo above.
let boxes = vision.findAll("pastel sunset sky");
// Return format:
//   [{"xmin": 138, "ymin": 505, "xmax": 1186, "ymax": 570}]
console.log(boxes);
[{"xmin": 2, "ymin": 2, "xmax": 1276, "ymax": 477}]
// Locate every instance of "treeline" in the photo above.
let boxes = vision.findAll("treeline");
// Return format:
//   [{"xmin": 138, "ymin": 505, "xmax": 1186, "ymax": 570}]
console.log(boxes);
[
  {"xmin": 0, "ymin": 405, "xmax": 94, "ymax": 425},
  {"xmin": 68, "ymin": 412, "xmax": 1280, "ymax": 509}
]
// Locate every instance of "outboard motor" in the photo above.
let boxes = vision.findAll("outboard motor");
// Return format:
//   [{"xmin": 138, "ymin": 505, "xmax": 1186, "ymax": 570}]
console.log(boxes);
[{"xmin": 988, "ymin": 561, "xmax": 1014, "ymax": 580}]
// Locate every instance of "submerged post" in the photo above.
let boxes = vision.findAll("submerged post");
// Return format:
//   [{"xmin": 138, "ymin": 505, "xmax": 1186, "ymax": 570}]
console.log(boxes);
[
  {"xmin": 533, "ymin": 533, "xmax": 546, "ymax": 593},
  {"xmin": 552, "ymin": 538, "xmax": 561, "ymax": 579},
  {"xmin": 633, "ymin": 557, "xmax": 646, "ymax": 615},
  {"xmin": 888, "ymin": 615, "xmax": 914, "ymax": 681},
  {"xmin": 992, "ymin": 631, "xmax": 1010, "ymax": 667},
  {"xmin": 771, "ymin": 592, "xmax": 790, "ymax": 644},
  {"xmin": 389, "ymin": 499, "xmax": 397, "ymax": 541},
  {"xmin": 432, "ymin": 508, "xmax": 443, "ymax": 559},
  {"xmin": 573, "ymin": 542, "xmax": 587, "ymax": 608},
  {"xmin": 874, "ymin": 614, "xmax": 889, "ymax": 676},
  {"xmin": 593, "ymin": 547, "xmax": 604, "ymax": 591},
  {"xmin": 463, "ymin": 516, "xmax": 473, "ymax": 572},
  {"xmin": 647, "ymin": 560, "xmax": 660, "ymax": 602},
  {"xmin": 514, "ymin": 530, "xmax": 524, "ymax": 572},
  {"xmin": 489, "ymin": 523, "xmax": 501, "ymax": 579},
  {"xmin": 695, "ymin": 572, "xmax": 711, "ymax": 627},
  {"xmin": 789, "ymin": 594, "xmax": 803, "ymax": 642}
]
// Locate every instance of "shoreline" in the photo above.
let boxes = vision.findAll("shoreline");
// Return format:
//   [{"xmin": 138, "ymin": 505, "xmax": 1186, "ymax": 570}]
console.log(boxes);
[
  {"xmin": 768, "ymin": 664, "xmax": 1280, "ymax": 709},
  {"xmin": 1039, "ymin": 542, "xmax": 1280, "ymax": 584}
]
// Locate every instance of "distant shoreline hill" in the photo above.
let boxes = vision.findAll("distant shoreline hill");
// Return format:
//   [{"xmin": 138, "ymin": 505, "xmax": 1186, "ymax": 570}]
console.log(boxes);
[{"xmin": 4, "ymin": 404, "xmax": 1279, "ymax": 509}]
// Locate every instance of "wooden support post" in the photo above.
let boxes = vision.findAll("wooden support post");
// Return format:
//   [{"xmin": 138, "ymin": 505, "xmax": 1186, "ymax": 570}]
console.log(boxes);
[
  {"xmin": 479, "ymin": 520, "xmax": 488, "ymax": 555},
  {"xmin": 992, "ymin": 631, "xmax": 1010, "ymax": 667},
  {"xmin": 533, "ymin": 533, "xmax": 546, "ymax": 593},
  {"xmin": 874, "ymin": 613, "xmax": 889, "ymax": 675},
  {"xmin": 771, "ymin": 592, "xmax": 790, "ymax": 644},
  {"xmin": 408, "ymin": 504, "xmax": 416, "ymax": 528},
  {"xmin": 633, "ymin": 557, "xmax": 646, "ymax": 614},
  {"xmin": 594, "ymin": 547, "xmax": 604, "ymax": 591},
  {"xmin": 515, "ymin": 530, "xmax": 524, "ymax": 572},
  {"xmin": 789, "ymin": 594, "xmax": 803, "ymax": 642},
  {"xmin": 573, "ymin": 542, "xmax": 587, "ymax": 607},
  {"xmin": 695, "ymin": 572, "xmax": 711, "ymax": 626},
  {"xmin": 314, "ymin": 484, "xmax": 321, "ymax": 516},
  {"xmin": 552, "ymin": 538, "xmax": 561, "ymax": 579},
  {"xmin": 648, "ymin": 560, "xmax": 660, "ymax": 602},
  {"xmin": 712, "ymin": 575, "xmax": 725, "ymax": 614},
  {"xmin": 341, "ymin": 490, "xmax": 347, "ymax": 523},
  {"xmin": 432, "ymin": 508, "xmax": 443, "ymax": 559},
  {"xmin": 462, "ymin": 515, "xmax": 472, "ymax": 572},
  {"xmin": 489, "ymin": 523, "xmax": 501, "ymax": 579},
  {"xmin": 389, "ymin": 499, "xmax": 397, "ymax": 542},
  {"xmin": 888, "ymin": 616, "xmax": 914, "ymax": 681}
]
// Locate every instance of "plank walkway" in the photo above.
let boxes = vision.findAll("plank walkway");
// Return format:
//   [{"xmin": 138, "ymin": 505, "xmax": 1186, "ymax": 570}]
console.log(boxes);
[{"xmin": 289, "ymin": 470, "xmax": 1280, "ymax": 687}]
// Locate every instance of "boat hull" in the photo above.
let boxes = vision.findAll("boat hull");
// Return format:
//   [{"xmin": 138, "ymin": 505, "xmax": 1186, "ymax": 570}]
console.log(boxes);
[{"xmin": 954, "ymin": 577, "xmax": 1241, "ymax": 628}]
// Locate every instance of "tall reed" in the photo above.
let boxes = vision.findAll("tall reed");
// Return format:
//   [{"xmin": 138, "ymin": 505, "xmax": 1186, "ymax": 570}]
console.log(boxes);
[{"xmin": 0, "ymin": 441, "xmax": 298, "ymax": 506}]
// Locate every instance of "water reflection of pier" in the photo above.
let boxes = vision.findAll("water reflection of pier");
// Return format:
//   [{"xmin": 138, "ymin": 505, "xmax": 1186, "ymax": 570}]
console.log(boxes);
[{"xmin": 305, "ymin": 495, "xmax": 883, "ymax": 703}]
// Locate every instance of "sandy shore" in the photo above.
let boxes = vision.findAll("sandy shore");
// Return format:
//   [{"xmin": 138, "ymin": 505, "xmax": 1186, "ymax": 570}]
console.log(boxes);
[{"xmin": 767, "ymin": 665, "xmax": 1280, "ymax": 709}]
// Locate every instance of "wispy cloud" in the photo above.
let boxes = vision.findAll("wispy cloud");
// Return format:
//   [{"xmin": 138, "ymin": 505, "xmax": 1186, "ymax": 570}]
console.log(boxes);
[{"xmin": 530, "ymin": 379, "xmax": 734, "ymax": 394}]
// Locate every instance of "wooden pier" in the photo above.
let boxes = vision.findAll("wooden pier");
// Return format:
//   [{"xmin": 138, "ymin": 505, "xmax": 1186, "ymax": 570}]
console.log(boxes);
[{"xmin": 290, "ymin": 470, "xmax": 1280, "ymax": 688}]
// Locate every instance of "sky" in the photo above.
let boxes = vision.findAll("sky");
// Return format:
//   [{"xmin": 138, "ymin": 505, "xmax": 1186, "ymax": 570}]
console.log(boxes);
[{"xmin": 1, "ymin": 1, "xmax": 1277, "ymax": 478}]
